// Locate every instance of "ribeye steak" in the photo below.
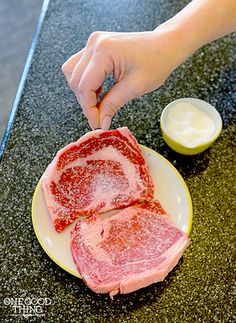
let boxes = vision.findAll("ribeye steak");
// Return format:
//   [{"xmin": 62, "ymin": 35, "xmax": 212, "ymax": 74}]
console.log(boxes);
[
  {"xmin": 42, "ymin": 127, "xmax": 154, "ymax": 232},
  {"xmin": 70, "ymin": 201, "xmax": 190, "ymax": 298}
]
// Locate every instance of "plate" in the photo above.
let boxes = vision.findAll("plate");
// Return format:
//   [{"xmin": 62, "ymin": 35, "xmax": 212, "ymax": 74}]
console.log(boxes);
[{"xmin": 32, "ymin": 145, "xmax": 192, "ymax": 278}]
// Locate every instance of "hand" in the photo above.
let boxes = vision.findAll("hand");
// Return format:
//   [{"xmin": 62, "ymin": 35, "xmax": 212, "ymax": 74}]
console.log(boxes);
[
  {"xmin": 62, "ymin": 29, "xmax": 182, "ymax": 130},
  {"xmin": 62, "ymin": 0, "xmax": 236, "ymax": 130}
]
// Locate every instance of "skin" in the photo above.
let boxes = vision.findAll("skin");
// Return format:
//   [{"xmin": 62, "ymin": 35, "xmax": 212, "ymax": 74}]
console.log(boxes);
[{"xmin": 62, "ymin": 0, "xmax": 236, "ymax": 130}]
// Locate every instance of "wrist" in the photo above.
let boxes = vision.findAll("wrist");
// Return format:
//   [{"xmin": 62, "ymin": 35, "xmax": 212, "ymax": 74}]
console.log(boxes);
[
  {"xmin": 152, "ymin": 22, "xmax": 194, "ymax": 73},
  {"xmin": 154, "ymin": 0, "xmax": 236, "ymax": 67}
]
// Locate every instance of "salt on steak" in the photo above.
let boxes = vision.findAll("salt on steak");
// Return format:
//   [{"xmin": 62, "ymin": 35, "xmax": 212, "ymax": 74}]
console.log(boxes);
[
  {"xmin": 42, "ymin": 127, "xmax": 154, "ymax": 232},
  {"xmin": 70, "ymin": 201, "xmax": 190, "ymax": 298}
]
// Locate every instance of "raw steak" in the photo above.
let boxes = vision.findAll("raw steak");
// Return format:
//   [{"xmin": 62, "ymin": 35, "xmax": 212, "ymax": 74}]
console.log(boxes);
[
  {"xmin": 42, "ymin": 127, "xmax": 154, "ymax": 232},
  {"xmin": 70, "ymin": 201, "xmax": 190, "ymax": 298}
]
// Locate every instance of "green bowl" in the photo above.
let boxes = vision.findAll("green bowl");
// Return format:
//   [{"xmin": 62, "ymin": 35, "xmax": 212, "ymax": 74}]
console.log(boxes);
[{"xmin": 160, "ymin": 98, "xmax": 223, "ymax": 155}]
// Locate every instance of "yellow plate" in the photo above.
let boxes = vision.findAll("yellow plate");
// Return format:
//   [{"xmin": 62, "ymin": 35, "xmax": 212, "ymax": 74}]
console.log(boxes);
[{"xmin": 32, "ymin": 145, "xmax": 193, "ymax": 278}]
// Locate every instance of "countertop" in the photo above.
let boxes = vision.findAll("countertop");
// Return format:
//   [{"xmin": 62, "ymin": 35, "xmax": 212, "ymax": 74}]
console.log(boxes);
[{"xmin": 1, "ymin": 0, "xmax": 235, "ymax": 322}]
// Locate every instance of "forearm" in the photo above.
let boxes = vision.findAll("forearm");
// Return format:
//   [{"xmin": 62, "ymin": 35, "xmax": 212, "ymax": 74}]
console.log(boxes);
[{"xmin": 155, "ymin": 0, "xmax": 236, "ymax": 64}]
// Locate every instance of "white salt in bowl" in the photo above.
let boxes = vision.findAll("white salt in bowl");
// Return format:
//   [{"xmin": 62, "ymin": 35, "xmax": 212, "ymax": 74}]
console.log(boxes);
[{"xmin": 160, "ymin": 98, "xmax": 223, "ymax": 155}]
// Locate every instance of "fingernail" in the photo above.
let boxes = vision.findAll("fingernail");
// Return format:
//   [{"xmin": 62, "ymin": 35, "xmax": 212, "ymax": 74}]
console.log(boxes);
[
  {"xmin": 89, "ymin": 120, "xmax": 100, "ymax": 131},
  {"xmin": 101, "ymin": 116, "xmax": 111, "ymax": 130},
  {"xmin": 61, "ymin": 62, "xmax": 66, "ymax": 73},
  {"xmin": 88, "ymin": 121, "xmax": 95, "ymax": 130}
]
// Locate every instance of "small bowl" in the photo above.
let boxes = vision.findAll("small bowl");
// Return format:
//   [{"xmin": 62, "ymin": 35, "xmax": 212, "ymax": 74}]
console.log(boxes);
[{"xmin": 160, "ymin": 98, "xmax": 222, "ymax": 155}]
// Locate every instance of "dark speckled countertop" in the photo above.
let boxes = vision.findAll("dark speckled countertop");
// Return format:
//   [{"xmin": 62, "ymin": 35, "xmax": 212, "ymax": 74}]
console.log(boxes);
[{"xmin": 1, "ymin": 0, "xmax": 236, "ymax": 322}]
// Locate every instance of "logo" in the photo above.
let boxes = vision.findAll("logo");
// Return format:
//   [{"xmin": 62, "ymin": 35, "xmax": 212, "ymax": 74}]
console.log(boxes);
[{"xmin": 3, "ymin": 297, "xmax": 52, "ymax": 318}]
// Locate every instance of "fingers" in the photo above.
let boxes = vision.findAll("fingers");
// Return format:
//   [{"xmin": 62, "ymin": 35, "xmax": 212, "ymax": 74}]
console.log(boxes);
[
  {"xmin": 62, "ymin": 32, "xmax": 134, "ymax": 131},
  {"xmin": 99, "ymin": 76, "xmax": 138, "ymax": 130},
  {"xmin": 69, "ymin": 51, "xmax": 92, "ymax": 93},
  {"xmin": 75, "ymin": 91, "xmax": 99, "ymax": 130},
  {"xmin": 61, "ymin": 50, "xmax": 84, "ymax": 82},
  {"xmin": 62, "ymin": 50, "xmax": 103, "ymax": 130},
  {"xmin": 77, "ymin": 56, "xmax": 110, "ymax": 129}
]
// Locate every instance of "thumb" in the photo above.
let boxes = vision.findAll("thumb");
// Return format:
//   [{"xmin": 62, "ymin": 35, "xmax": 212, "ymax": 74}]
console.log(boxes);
[{"xmin": 99, "ymin": 76, "xmax": 138, "ymax": 130}]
